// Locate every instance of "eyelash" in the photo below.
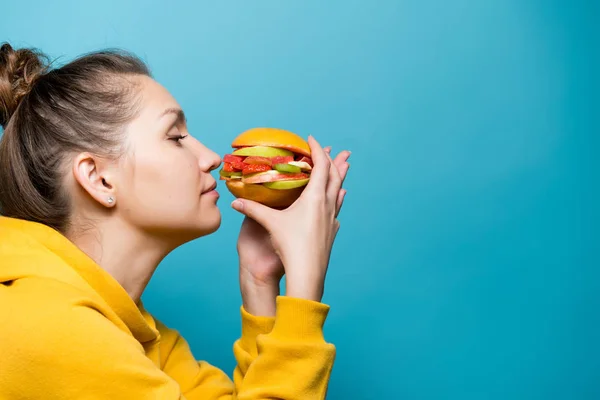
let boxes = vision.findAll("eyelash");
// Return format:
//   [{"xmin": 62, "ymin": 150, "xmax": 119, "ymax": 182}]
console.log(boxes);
[
  {"xmin": 169, "ymin": 134, "xmax": 188, "ymax": 141},
  {"xmin": 168, "ymin": 134, "xmax": 188, "ymax": 145}
]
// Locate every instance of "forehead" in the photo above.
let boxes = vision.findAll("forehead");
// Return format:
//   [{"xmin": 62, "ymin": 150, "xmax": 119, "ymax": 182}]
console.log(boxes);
[
  {"xmin": 121, "ymin": 76, "xmax": 182, "ymax": 148},
  {"xmin": 135, "ymin": 75, "xmax": 181, "ymax": 116}
]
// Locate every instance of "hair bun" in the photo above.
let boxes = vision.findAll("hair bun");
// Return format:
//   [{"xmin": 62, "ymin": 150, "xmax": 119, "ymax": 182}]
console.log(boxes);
[{"xmin": 0, "ymin": 42, "xmax": 49, "ymax": 129}]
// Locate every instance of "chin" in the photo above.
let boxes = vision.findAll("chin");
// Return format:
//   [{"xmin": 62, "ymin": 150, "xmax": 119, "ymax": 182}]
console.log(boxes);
[
  {"xmin": 192, "ymin": 207, "xmax": 222, "ymax": 238},
  {"xmin": 202, "ymin": 211, "xmax": 222, "ymax": 236},
  {"xmin": 158, "ymin": 208, "xmax": 222, "ymax": 247}
]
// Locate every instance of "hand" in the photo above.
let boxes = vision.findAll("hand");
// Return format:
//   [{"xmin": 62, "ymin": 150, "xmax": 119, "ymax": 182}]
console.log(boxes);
[
  {"xmin": 236, "ymin": 217, "xmax": 284, "ymax": 316},
  {"xmin": 238, "ymin": 217, "xmax": 285, "ymax": 287},
  {"xmin": 232, "ymin": 136, "xmax": 351, "ymax": 303},
  {"xmin": 235, "ymin": 144, "xmax": 350, "ymax": 313}
]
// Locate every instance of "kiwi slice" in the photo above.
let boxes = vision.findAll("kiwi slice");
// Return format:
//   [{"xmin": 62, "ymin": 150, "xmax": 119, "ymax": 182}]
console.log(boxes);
[
  {"xmin": 219, "ymin": 169, "xmax": 242, "ymax": 178},
  {"xmin": 263, "ymin": 178, "xmax": 310, "ymax": 190},
  {"xmin": 273, "ymin": 163, "xmax": 301, "ymax": 173},
  {"xmin": 231, "ymin": 146, "xmax": 294, "ymax": 158}
]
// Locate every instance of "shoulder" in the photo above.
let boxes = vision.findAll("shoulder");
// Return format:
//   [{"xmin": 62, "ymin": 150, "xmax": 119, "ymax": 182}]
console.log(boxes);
[
  {"xmin": 0, "ymin": 278, "xmax": 183, "ymax": 398},
  {"xmin": 0, "ymin": 276, "xmax": 141, "ymax": 358}
]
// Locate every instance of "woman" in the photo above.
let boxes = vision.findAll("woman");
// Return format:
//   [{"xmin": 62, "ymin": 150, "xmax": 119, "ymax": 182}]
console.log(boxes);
[{"xmin": 0, "ymin": 42, "xmax": 350, "ymax": 399}]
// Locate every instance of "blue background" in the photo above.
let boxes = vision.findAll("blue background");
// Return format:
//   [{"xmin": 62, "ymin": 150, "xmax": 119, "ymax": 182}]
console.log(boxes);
[{"xmin": 2, "ymin": 1, "xmax": 598, "ymax": 398}]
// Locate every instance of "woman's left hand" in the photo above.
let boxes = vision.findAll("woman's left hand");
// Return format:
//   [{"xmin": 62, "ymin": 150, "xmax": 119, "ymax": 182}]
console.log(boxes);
[
  {"xmin": 236, "ymin": 146, "xmax": 350, "ymax": 316},
  {"xmin": 236, "ymin": 202, "xmax": 286, "ymax": 317}
]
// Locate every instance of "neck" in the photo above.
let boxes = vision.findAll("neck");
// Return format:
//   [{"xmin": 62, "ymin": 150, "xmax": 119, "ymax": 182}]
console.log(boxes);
[{"xmin": 67, "ymin": 217, "xmax": 172, "ymax": 303}]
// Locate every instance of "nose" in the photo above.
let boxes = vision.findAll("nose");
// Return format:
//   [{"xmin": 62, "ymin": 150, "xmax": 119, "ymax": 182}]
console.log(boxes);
[{"xmin": 195, "ymin": 141, "xmax": 222, "ymax": 172}]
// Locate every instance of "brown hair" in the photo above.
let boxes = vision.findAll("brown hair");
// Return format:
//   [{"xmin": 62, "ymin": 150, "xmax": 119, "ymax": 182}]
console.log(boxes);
[{"xmin": 0, "ymin": 42, "xmax": 151, "ymax": 232}]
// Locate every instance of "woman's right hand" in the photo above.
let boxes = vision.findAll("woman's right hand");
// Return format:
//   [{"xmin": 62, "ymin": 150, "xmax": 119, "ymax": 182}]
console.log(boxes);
[{"xmin": 231, "ymin": 135, "xmax": 350, "ymax": 302}]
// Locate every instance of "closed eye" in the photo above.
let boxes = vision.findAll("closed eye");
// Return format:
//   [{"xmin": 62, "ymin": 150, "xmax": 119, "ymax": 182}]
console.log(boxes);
[{"xmin": 168, "ymin": 134, "xmax": 188, "ymax": 144}]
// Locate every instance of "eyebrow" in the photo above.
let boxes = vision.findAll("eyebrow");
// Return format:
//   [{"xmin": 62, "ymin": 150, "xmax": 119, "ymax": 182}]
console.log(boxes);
[{"xmin": 159, "ymin": 108, "xmax": 187, "ymax": 126}]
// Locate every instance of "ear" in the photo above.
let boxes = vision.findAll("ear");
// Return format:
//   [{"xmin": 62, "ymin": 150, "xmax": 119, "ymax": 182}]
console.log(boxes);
[{"xmin": 72, "ymin": 152, "xmax": 117, "ymax": 208}]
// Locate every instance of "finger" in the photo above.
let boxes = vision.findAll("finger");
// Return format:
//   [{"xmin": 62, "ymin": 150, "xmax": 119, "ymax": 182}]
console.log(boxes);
[
  {"xmin": 332, "ymin": 150, "xmax": 350, "ymax": 168},
  {"xmin": 338, "ymin": 161, "xmax": 350, "ymax": 183},
  {"xmin": 334, "ymin": 218, "xmax": 341, "ymax": 235},
  {"xmin": 231, "ymin": 198, "xmax": 277, "ymax": 229},
  {"xmin": 335, "ymin": 189, "xmax": 347, "ymax": 218},
  {"xmin": 305, "ymin": 135, "xmax": 330, "ymax": 193},
  {"xmin": 325, "ymin": 149, "xmax": 343, "ymax": 202},
  {"xmin": 333, "ymin": 151, "xmax": 351, "ymax": 183}
]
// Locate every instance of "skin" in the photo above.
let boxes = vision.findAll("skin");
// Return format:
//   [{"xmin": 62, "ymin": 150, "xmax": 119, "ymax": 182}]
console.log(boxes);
[{"xmin": 62, "ymin": 74, "xmax": 350, "ymax": 315}]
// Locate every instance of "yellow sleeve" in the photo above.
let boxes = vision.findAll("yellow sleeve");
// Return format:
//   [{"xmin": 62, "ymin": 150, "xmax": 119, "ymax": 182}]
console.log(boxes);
[
  {"xmin": 238, "ymin": 296, "xmax": 337, "ymax": 398},
  {"xmin": 156, "ymin": 296, "xmax": 337, "ymax": 400},
  {"xmin": 154, "ymin": 304, "xmax": 276, "ymax": 398},
  {"xmin": 232, "ymin": 305, "xmax": 277, "ymax": 387}
]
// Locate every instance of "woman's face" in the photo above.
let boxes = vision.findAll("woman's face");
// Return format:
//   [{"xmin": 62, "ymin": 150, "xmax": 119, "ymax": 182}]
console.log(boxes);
[{"xmin": 112, "ymin": 75, "xmax": 222, "ymax": 243}]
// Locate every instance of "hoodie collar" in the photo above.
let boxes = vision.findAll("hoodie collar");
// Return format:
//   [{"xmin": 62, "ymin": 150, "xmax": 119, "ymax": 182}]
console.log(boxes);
[{"xmin": 0, "ymin": 216, "xmax": 158, "ymax": 343}]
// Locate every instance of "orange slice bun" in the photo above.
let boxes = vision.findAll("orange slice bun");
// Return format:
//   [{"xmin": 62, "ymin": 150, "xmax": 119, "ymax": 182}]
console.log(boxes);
[
  {"xmin": 232, "ymin": 127, "xmax": 311, "ymax": 158},
  {"xmin": 225, "ymin": 180, "xmax": 307, "ymax": 209}
]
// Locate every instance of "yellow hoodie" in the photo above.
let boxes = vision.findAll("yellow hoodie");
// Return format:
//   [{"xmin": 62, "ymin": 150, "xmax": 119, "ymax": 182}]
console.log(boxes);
[{"xmin": 0, "ymin": 216, "xmax": 336, "ymax": 399}]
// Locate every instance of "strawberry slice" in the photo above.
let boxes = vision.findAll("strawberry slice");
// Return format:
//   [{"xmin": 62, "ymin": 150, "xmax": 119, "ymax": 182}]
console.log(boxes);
[
  {"xmin": 242, "ymin": 164, "xmax": 272, "ymax": 175},
  {"xmin": 224, "ymin": 154, "xmax": 244, "ymax": 164},
  {"xmin": 223, "ymin": 155, "xmax": 245, "ymax": 170},
  {"xmin": 271, "ymin": 155, "xmax": 294, "ymax": 164},
  {"xmin": 223, "ymin": 162, "xmax": 235, "ymax": 172},
  {"xmin": 232, "ymin": 161, "xmax": 245, "ymax": 170},
  {"xmin": 243, "ymin": 156, "xmax": 272, "ymax": 166}
]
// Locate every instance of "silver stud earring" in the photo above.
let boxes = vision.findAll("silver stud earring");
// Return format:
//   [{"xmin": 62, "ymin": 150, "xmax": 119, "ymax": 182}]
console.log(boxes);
[{"xmin": 107, "ymin": 197, "xmax": 114, "ymax": 204}]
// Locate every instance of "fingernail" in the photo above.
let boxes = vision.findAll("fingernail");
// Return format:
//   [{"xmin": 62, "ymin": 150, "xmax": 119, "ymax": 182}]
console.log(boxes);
[{"xmin": 231, "ymin": 200, "xmax": 243, "ymax": 211}]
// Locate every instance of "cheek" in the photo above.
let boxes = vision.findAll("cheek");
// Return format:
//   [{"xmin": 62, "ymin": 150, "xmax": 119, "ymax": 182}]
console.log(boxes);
[{"xmin": 121, "ymin": 151, "xmax": 200, "ymax": 211}]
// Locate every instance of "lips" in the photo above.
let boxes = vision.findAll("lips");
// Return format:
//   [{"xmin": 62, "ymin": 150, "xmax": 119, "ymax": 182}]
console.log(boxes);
[{"xmin": 202, "ymin": 181, "xmax": 217, "ymax": 194}]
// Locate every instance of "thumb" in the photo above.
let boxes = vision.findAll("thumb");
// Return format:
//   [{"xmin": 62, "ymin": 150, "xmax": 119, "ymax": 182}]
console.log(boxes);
[{"xmin": 231, "ymin": 198, "xmax": 274, "ymax": 227}]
